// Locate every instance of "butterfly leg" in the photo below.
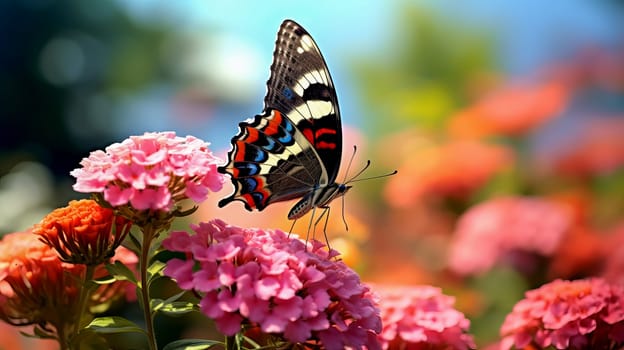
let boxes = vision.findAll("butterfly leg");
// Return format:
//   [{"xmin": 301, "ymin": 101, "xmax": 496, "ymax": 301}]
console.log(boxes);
[
  {"xmin": 304, "ymin": 206, "xmax": 318, "ymax": 248},
  {"xmin": 313, "ymin": 205, "xmax": 332, "ymax": 251},
  {"xmin": 288, "ymin": 219, "xmax": 298, "ymax": 238}
]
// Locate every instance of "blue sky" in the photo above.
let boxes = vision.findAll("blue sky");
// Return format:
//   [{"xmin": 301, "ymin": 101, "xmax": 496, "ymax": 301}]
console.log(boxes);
[{"xmin": 112, "ymin": 0, "xmax": 622, "ymax": 149}]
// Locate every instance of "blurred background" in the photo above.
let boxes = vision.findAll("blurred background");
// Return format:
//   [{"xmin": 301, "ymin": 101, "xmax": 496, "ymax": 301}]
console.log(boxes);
[{"xmin": 1, "ymin": 0, "xmax": 623, "ymax": 347}]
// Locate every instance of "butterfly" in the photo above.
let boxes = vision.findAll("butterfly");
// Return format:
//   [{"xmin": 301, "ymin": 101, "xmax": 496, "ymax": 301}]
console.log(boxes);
[{"xmin": 218, "ymin": 19, "xmax": 374, "ymax": 226}]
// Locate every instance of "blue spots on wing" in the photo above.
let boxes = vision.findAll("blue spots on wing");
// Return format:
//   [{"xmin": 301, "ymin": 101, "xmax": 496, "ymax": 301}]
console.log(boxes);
[
  {"xmin": 234, "ymin": 162, "xmax": 260, "ymax": 176},
  {"xmin": 251, "ymin": 192, "xmax": 266, "ymax": 208},
  {"xmin": 277, "ymin": 119, "xmax": 295, "ymax": 144},
  {"xmin": 278, "ymin": 132, "xmax": 293, "ymax": 144},
  {"xmin": 283, "ymin": 119, "xmax": 294, "ymax": 133},
  {"xmin": 241, "ymin": 177, "xmax": 258, "ymax": 192},
  {"xmin": 283, "ymin": 87, "xmax": 294, "ymax": 100},
  {"xmin": 245, "ymin": 145, "xmax": 268, "ymax": 162},
  {"xmin": 264, "ymin": 137, "xmax": 277, "ymax": 151}
]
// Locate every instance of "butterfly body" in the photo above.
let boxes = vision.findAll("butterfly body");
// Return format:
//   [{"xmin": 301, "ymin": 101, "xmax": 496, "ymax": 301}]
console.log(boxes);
[
  {"xmin": 288, "ymin": 183, "xmax": 351, "ymax": 220},
  {"xmin": 218, "ymin": 20, "xmax": 348, "ymax": 220}
]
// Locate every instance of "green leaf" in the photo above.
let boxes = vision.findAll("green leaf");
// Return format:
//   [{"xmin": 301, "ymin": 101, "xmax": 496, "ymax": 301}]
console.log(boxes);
[
  {"xmin": 162, "ymin": 339, "xmax": 221, "ymax": 350},
  {"xmin": 71, "ymin": 329, "xmax": 110, "ymax": 350},
  {"xmin": 154, "ymin": 300, "xmax": 196, "ymax": 316},
  {"xmin": 86, "ymin": 316, "xmax": 145, "ymax": 335},
  {"xmin": 151, "ymin": 290, "xmax": 193, "ymax": 315},
  {"xmin": 106, "ymin": 261, "xmax": 137, "ymax": 284},
  {"xmin": 123, "ymin": 229, "xmax": 142, "ymax": 255},
  {"xmin": 147, "ymin": 260, "xmax": 167, "ymax": 287},
  {"xmin": 93, "ymin": 275, "xmax": 117, "ymax": 285},
  {"xmin": 163, "ymin": 290, "xmax": 187, "ymax": 304}
]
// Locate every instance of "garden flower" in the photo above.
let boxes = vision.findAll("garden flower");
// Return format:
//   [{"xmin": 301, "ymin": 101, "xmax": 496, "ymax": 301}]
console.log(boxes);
[
  {"xmin": 602, "ymin": 222, "xmax": 624, "ymax": 285},
  {"xmin": 0, "ymin": 230, "xmax": 82, "ymax": 337},
  {"xmin": 70, "ymin": 131, "xmax": 224, "ymax": 221},
  {"xmin": 448, "ymin": 79, "xmax": 570, "ymax": 138},
  {"xmin": 163, "ymin": 219, "xmax": 382, "ymax": 349},
  {"xmin": 542, "ymin": 117, "xmax": 624, "ymax": 177},
  {"xmin": 33, "ymin": 199, "xmax": 132, "ymax": 265},
  {"xmin": 373, "ymin": 284, "xmax": 475, "ymax": 350},
  {"xmin": 500, "ymin": 278, "xmax": 624, "ymax": 349},
  {"xmin": 384, "ymin": 140, "xmax": 512, "ymax": 207},
  {"xmin": 0, "ymin": 230, "xmax": 137, "ymax": 341},
  {"xmin": 448, "ymin": 196, "xmax": 571, "ymax": 276}
]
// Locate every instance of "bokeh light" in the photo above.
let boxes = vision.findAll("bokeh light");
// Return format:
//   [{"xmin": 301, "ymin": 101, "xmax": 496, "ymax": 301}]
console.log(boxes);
[{"xmin": 1, "ymin": 0, "xmax": 623, "ymax": 347}]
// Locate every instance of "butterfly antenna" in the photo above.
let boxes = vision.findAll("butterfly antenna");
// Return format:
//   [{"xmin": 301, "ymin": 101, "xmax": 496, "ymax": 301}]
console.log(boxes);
[
  {"xmin": 346, "ymin": 160, "xmax": 372, "ymax": 183},
  {"xmin": 347, "ymin": 169, "xmax": 398, "ymax": 184}
]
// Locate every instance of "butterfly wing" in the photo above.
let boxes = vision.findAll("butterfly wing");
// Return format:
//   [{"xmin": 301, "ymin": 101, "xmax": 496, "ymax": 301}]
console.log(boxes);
[
  {"xmin": 218, "ymin": 19, "xmax": 342, "ymax": 212},
  {"xmin": 265, "ymin": 20, "xmax": 343, "ymax": 183},
  {"xmin": 218, "ymin": 108, "xmax": 325, "ymax": 211}
]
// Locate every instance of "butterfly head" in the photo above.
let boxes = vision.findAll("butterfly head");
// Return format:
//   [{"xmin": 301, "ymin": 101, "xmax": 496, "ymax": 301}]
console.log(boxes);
[{"xmin": 338, "ymin": 183, "xmax": 352, "ymax": 195}]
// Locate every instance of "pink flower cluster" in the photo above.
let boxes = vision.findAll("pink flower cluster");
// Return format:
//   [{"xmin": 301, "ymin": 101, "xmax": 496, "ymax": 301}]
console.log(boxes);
[
  {"xmin": 448, "ymin": 196, "xmax": 571, "ymax": 275},
  {"xmin": 373, "ymin": 284, "xmax": 475, "ymax": 350},
  {"xmin": 163, "ymin": 219, "xmax": 382, "ymax": 348},
  {"xmin": 501, "ymin": 278, "xmax": 624, "ymax": 349},
  {"xmin": 71, "ymin": 131, "xmax": 223, "ymax": 211}
]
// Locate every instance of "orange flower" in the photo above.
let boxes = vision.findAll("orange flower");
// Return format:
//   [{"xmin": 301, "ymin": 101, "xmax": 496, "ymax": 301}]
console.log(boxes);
[
  {"xmin": 0, "ymin": 230, "xmax": 136, "ymax": 342},
  {"xmin": 384, "ymin": 140, "xmax": 513, "ymax": 207},
  {"xmin": 33, "ymin": 199, "xmax": 132, "ymax": 265},
  {"xmin": 448, "ymin": 80, "xmax": 570, "ymax": 138},
  {"xmin": 0, "ymin": 231, "xmax": 84, "ymax": 338}
]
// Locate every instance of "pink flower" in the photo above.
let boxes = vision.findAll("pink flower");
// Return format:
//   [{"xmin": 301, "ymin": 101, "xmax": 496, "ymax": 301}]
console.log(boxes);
[
  {"xmin": 448, "ymin": 196, "xmax": 571, "ymax": 276},
  {"xmin": 500, "ymin": 278, "xmax": 624, "ymax": 350},
  {"xmin": 373, "ymin": 284, "xmax": 475, "ymax": 350},
  {"xmin": 163, "ymin": 219, "xmax": 382, "ymax": 349},
  {"xmin": 71, "ymin": 131, "xmax": 224, "ymax": 212}
]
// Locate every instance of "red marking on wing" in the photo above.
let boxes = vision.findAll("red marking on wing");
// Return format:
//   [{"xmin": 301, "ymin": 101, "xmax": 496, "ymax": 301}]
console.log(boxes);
[
  {"xmin": 264, "ymin": 110, "xmax": 283, "ymax": 136},
  {"xmin": 302, "ymin": 127, "xmax": 337, "ymax": 149},
  {"xmin": 241, "ymin": 193, "xmax": 257, "ymax": 209},
  {"xmin": 315, "ymin": 141, "xmax": 336, "ymax": 149},
  {"xmin": 302, "ymin": 128, "xmax": 314, "ymax": 145},
  {"xmin": 234, "ymin": 141, "xmax": 247, "ymax": 162},
  {"xmin": 315, "ymin": 128, "xmax": 337, "ymax": 138},
  {"xmin": 238, "ymin": 176, "xmax": 270, "ymax": 209},
  {"xmin": 244, "ymin": 127, "xmax": 260, "ymax": 143},
  {"xmin": 255, "ymin": 177, "xmax": 270, "ymax": 206}
]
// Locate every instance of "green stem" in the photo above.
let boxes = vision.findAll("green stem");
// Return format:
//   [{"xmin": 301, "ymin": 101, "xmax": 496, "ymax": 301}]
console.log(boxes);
[
  {"xmin": 77, "ymin": 265, "xmax": 96, "ymax": 326},
  {"xmin": 225, "ymin": 335, "xmax": 236, "ymax": 350},
  {"xmin": 62, "ymin": 264, "xmax": 96, "ymax": 350},
  {"xmin": 140, "ymin": 225, "xmax": 158, "ymax": 350}
]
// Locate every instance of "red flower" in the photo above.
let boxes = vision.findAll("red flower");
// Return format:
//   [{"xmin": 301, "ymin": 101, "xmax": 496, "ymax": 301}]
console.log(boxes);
[
  {"xmin": 33, "ymin": 199, "xmax": 131, "ymax": 265},
  {"xmin": 500, "ymin": 278, "xmax": 624, "ymax": 350},
  {"xmin": 373, "ymin": 284, "xmax": 476, "ymax": 350}
]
